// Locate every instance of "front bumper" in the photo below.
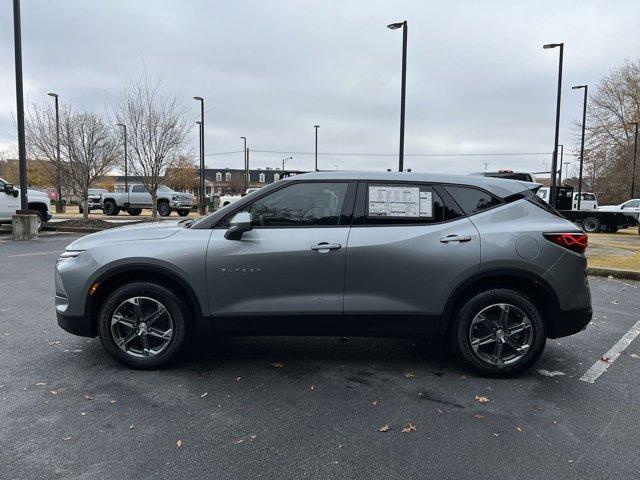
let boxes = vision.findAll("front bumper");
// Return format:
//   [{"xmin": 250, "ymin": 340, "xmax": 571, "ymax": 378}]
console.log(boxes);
[
  {"xmin": 169, "ymin": 202, "xmax": 192, "ymax": 210},
  {"xmin": 57, "ymin": 310, "xmax": 96, "ymax": 337},
  {"xmin": 45, "ymin": 211, "xmax": 52, "ymax": 221},
  {"xmin": 546, "ymin": 306, "xmax": 592, "ymax": 339}
]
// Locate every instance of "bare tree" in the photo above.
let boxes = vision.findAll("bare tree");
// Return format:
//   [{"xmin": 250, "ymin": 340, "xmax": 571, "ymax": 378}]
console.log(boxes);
[
  {"xmin": 114, "ymin": 73, "xmax": 191, "ymax": 219},
  {"xmin": 584, "ymin": 59, "xmax": 640, "ymax": 203},
  {"xmin": 25, "ymin": 103, "xmax": 65, "ymax": 203},
  {"xmin": 61, "ymin": 108, "xmax": 119, "ymax": 220}
]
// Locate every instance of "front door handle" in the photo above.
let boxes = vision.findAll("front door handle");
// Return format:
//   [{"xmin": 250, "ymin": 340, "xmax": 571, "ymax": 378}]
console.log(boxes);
[
  {"xmin": 439, "ymin": 235, "xmax": 472, "ymax": 243},
  {"xmin": 311, "ymin": 242, "xmax": 342, "ymax": 252}
]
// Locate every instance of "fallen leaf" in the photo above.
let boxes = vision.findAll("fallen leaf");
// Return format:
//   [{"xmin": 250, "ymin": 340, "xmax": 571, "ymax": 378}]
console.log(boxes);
[
  {"xmin": 50, "ymin": 390, "xmax": 58, "ymax": 395},
  {"xmin": 403, "ymin": 372, "xmax": 415, "ymax": 378},
  {"xmin": 249, "ymin": 434, "xmax": 257, "ymax": 440},
  {"xmin": 36, "ymin": 382, "xmax": 47, "ymax": 386},
  {"xmin": 234, "ymin": 377, "xmax": 241, "ymax": 382},
  {"xmin": 372, "ymin": 400, "xmax": 378, "ymax": 406},
  {"xmin": 607, "ymin": 275, "xmax": 613, "ymax": 280},
  {"xmin": 176, "ymin": 439, "xmax": 183, "ymax": 448},
  {"xmin": 475, "ymin": 395, "xmax": 489, "ymax": 404},
  {"xmin": 630, "ymin": 353, "xmax": 640, "ymax": 359},
  {"xmin": 310, "ymin": 385, "xmax": 315, "ymax": 391},
  {"xmin": 436, "ymin": 408, "xmax": 444, "ymax": 414},
  {"xmin": 84, "ymin": 394, "xmax": 93, "ymax": 400},
  {"xmin": 233, "ymin": 439, "xmax": 244, "ymax": 444},
  {"xmin": 474, "ymin": 414, "xmax": 485, "ymax": 420},
  {"xmin": 200, "ymin": 392, "xmax": 208, "ymax": 398},
  {"xmin": 129, "ymin": 424, "xmax": 134, "ymax": 430},
  {"xmin": 49, "ymin": 341, "xmax": 61, "ymax": 346},
  {"xmin": 516, "ymin": 427, "xmax": 523, "ymax": 432},
  {"xmin": 80, "ymin": 412, "xmax": 86, "ymax": 416},
  {"xmin": 493, "ymin": 433, "xmax": 499, "ymax": 437},
  {"xmin": 401, "ymin": 423, "xmax": 417, "ymax": 433},
  {"xmin": 553, "ymin": 420, "xmax": 558, "ymax": 425},
  {"xmin": 271, "ymin": 362, "xmax": 284, "ymax": 368},
  {"xmin": 110, "ymin": 400, "xmax": 117, "ymax": 404},
  {"xmin": 378, "ymin": 424, "xmax": 391, "ymax": 432},
  {"xmin": 62, "ymin": 436, "xmax": 72, "ymax": 441}
]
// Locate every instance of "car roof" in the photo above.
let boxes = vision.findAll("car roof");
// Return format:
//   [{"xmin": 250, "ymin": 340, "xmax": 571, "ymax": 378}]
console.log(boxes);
[{"xmin": 285, "ymin": 171, "xmax": 536, "ymax": 198}]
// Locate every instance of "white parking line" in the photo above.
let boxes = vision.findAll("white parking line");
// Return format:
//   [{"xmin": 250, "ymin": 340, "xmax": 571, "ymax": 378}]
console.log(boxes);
[
  {"xmin": 580, "ymin": 319, "xmax": 640, "ymax": 383},
  {"xmin": 7, "ymin": 250, "xmax": 63, "ymax": 258}
]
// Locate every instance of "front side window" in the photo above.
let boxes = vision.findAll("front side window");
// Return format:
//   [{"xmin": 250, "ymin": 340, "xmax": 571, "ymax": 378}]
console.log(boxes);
[
  {"xmin": 247, "ymin": 182, "xmax": 348, "ymax": 227},
  {"xmin": 444, "ymin": 185, "xmax": 503, "ymax": 215},
  {"xmin": 623, "ymin": 200, "xmax": 640, "ymax": 208},
  {"xmin": 364, "ymin": 183, "xmax": 462, "ymax": 225},
  {"xmin": 132, "ymin": 185, "xmax": 147, "ymax": 193}
]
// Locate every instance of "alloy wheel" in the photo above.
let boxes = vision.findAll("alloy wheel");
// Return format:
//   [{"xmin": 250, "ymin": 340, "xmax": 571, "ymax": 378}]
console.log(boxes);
[
  {"xmin": 468, "ymin": 303, "xmax": 533, "ymax": 366},
  {"xmin": 110, "ymin": 296, "xmax": 174, "ymax": 358}
]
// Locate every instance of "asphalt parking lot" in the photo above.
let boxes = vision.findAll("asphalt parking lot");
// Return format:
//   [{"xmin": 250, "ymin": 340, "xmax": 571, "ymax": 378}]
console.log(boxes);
[{"xmin": 1, "ymin": 233, "xmax": 640, "ymax": 480}]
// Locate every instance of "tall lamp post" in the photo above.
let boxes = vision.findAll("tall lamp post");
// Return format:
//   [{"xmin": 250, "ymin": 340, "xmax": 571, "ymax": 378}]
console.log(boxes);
[
  {"xmin": 543, "ymin": 42, "xmax": 564, "ymax": 208},
  {"xmin": 314, "ymin": 125, "xmax": 319, "ymax": 171},
  {"xmin": 572, "ymin": 85, "xmax": 588, "ymax": 209},
  {"xmin": 557, "ymin": 144, "xmax": 564, "ymax": 185},
  {"xmin": 116, "ymin": 123, "xmax": 128, "ymax": 194},
  {"xmin": 193, "ymin": 97, "xmax": 205, "ymax": 215},
  {"xmin": 628, "ymin": 122, "xmax": 639, "ymax": 198},
  {"xmin": 388, "ymin": 21, "xmax": 408, "ymax": 172},
  {"xmin": 240, "ymin": 136, "xmax": 247, "ymax": 191},
  {"xmin": 47, "ymin": 92, "xmax": 62, "ymax": 212},
  {"xmin": 281, "ymin": 156, "xmax": 292, "ymax": 171},
  {"xmin": 12, "ymin": 0, "xmax": 28, "ymax": 212}
]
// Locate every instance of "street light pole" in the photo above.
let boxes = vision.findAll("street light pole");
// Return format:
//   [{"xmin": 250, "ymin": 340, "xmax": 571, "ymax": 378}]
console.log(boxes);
[
  {"xmin": 572, "ymin": 85, "xmax": 588, "ymax": 209},
  {"xmin": 193, "ymin": 97, "xmax": 205, "ymax": 215},
  {"xmin": 116, "ymin": 123, "xmax": 128, "ymax": 194},
  {"xmin": 557, "ymin": 144, "xmax": 564, "ymax": 185},
  {"xmin": 388, "ymin": 21, "xmax": 408, "ymax": 172},
  {"xmin": 240, "ymin": 136, "xmax": 247, "ymax": 191},
  {"xmin": 47, "ymin": 92, "xmax": 62, "ymax": 212},
  {"xmin": 543, "ymin": 42, "xmax": 564, "ymax": 208},
  {"xmin": 629, "ymin": 122, "xmax": 639, "ymax": 198},
  {"xmin": 281, "ymin": 156, "xmax": 292, "ymax": 171},
  {"xmin": 12, "ymin": 0, "xmax": 28, "ymax": 211},
  {"xmin": 314, "ymin": 125, "xmax": 319, "ymax": 171}
]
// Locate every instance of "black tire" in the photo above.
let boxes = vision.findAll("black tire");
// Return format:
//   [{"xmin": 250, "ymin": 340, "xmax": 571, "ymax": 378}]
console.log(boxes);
[
  {"xmin": 450, "ymin": 289, "xmax": 546, "ymax": 378},
  {"xmin": 78, "ymin": 206, "xmax": 83, "ymax": 214},
  {"xmin": 582, "ymin": 217, "xmax": 600, "ymax": 233},
  {"xmin": 98, "ymin": 282, "xmax": 189, "ymax": 369},
  {"xmin": 103, "ymin": 200, "xmax": 120, "ymax": 216},
  {"xmin": 158, "ymin": 202, "xmax": 171, "ymax": 217},
  {"xmin": 34, "ymin": 210, "xmax": 44, "ymax": 232},
  {"xmin": 177, "ymin": 209, "xmax": 190, "ymax": 217},
  {"xmin": 127, "ymin": 208, "xmax": 142, "ymax": 216}
]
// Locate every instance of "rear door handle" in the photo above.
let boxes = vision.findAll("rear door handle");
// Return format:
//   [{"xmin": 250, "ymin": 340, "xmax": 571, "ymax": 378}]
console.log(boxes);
[
  {"xmin": 311, "ymin": 242, "xmax": 342, "ymax": 251},
  {"xmin": 439, "ymin": 235, "xmax": 472, "ymax": 243}
]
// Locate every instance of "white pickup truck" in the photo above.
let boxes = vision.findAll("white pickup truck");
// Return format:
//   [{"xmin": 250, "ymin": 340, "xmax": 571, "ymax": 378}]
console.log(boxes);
[
  {"xmin": 100, "ymin": 184, "xmax": 193, "ymax": 217},
  {"xmin": 219, "ymin": 188, "xmax": 261, "ymax": 208},
  {"xmin": 0, "ymin": 177, "xmax": 52, "ymax": 230}
]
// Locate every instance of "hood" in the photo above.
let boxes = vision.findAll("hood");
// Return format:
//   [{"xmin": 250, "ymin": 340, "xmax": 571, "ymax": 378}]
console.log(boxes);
[
  {"xmin": 66, "ymin": 220, "xmax": 182, "ymax": 250},
  {"xmin": 25, "ymin": 188, "xmax": 49, "ymax": 201}
]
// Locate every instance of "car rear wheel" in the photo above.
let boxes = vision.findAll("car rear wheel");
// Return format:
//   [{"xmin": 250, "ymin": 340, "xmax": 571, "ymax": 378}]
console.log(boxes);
[
  {"xmin": 34, "ymin": 210, "xmax": 44, "ymax": 231},
  {"xmin": 103, "ymin": 200, "xmax": 120, "ymax": 216},
  {"xmin": 127, "ymin": 208, "xmax": 142, "ymax": 216},
  {"xmin": 451, "ymin": 289, "xmax": 546, "ymax": 378},
  {"xmin": 582, "ymin": 217, "xmax": 600, "ymax": 233},
  {"xmin": 98, "ymin": 282, "xmax": 189, "ymax": 369},
  {"xmin": 177, "ymin": 209, "xmax": 190, "ymax": 217}
]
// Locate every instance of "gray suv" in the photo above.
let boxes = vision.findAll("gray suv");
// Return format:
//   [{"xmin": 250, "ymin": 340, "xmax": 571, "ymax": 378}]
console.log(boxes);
[{"xmin": 55, "ymin": 172, "xmax": 591, "ymax": 377}]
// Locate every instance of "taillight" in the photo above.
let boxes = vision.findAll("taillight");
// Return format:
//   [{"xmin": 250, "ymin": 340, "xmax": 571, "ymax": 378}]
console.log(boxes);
[{"xmin": 543, "ymin": 233, "xmax": 588, "ymax": 254}]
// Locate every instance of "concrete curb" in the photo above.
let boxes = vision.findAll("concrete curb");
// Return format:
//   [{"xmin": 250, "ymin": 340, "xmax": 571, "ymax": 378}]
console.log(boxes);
[
  {"xmin": 42, "ymin": 226, "xmax": 102, "ymax": 233},
  {"xmin": 587, "ymin": 266, "xmax": 640, "ymax": 281}
]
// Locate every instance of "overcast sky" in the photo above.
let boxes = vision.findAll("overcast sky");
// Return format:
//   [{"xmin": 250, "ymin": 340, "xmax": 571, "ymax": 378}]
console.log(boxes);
[{"xmin": 1, "ymin": 0, "xmax": 639, "ymax": 176}]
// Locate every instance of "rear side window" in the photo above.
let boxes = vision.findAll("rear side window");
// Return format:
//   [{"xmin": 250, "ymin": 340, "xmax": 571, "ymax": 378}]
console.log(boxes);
[
  {"xmin": 445, "ymin": 185, "xmax": 503, "ymax": 215},
  {"xmin": 132, "ymin": 185, "xmax": 147, "ymax": 193},
  {"xmin": 362, "ymin": 183, "xmax": 462, "ymax": 225}
]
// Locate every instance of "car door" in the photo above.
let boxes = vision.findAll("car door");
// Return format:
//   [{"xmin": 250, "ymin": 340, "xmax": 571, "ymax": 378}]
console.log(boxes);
[
  {"xmin": 206, "ymin": 180, "xmax": 356, "ymax": 335},
  {"xmin": 621, "ymin": 200, "xmax": 640, "ymax": 213},
  {"xmin": 0, "ymin": 179, "xmax": 19, "ymax": 222},
  {"xmin": 344, "ymin": 181, "xmax": 480, "ymax": 336}
]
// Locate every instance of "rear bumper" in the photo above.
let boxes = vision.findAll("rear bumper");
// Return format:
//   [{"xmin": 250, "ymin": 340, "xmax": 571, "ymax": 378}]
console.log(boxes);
[
  {"xmin": 57, "ymin": 311, "xmax": 96, "ymax": 337},
  {"xmin": 546, "ymin": 306, "xmax": 592, "ymax": 339}
]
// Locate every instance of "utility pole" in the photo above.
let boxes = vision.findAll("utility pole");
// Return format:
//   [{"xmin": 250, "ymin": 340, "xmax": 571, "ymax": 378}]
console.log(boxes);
[
  {"xmin": 388, "ymin": 21, "xmax": 408, "ymax": 172},
  {"xmin": 246, "ymin": 148, "xmax": 250, "ymax": 191},
  {"xmin": 543, "ymin": 42, "xmax": 564, "ymax": 207},
  {"xmin": 572, "ymin": 85, "xmax": 588, "ymax": 209},
  {"xmin": 629, "ymin": 122, "xmax": 639, "ymax": 198},
  {"xmin": 13, "ymin": 0, "xmax": 28, "ymax": 211},
  {"xmin": 47, "ymin": 93, "xmax": 62, "ymax": 212},
  {"xmin": 193, "ymin": 97, "xmax": 205, "ymax": 215},
  {"xmin": 116, "ymin": 123, "xmax": 128, "ymax": 193},
  {"xmin": 557, "ymin": 144, "xmax": 564, "ymax": 185},
  {"xmin": 240, "ymin": 136, "xmax": 247, "ymax": 191},
  {"xmin": 314, "ymin": 125, "xmax": 319, "ymax": 171}
]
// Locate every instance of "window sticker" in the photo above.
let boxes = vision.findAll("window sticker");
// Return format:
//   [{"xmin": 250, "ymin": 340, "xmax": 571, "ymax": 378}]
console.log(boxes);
[
  {"xmin": 419, "ymin": 191, "xmax": 433, "ymax": 217},
  {"xmin": 368, "ymin": 185, "xmax": 424, "ymax": 217}
]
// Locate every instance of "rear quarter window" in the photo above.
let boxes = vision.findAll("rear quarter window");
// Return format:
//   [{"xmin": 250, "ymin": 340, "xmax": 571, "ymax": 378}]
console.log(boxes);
[{"xmin": 444, "ymin": 185, "xmax": 503, "ymax": 215}]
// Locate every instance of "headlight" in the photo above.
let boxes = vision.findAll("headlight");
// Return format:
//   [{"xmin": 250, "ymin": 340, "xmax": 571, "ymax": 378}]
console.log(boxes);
[
  {"xmin": 57, "ymin": 250, "xmax": 84, "ymax": 265},
  {"xmin": 172, "ymin": 195, "xmax": 178, "ymax": 201}
]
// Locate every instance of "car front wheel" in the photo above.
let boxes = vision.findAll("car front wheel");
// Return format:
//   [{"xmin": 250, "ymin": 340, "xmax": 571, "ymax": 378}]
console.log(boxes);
[
  {"xmin": 158, "ymin": 202, "xmax": 171, "ymax": 217},
  {"xmin": 98, "ymin": 282, "xmax": 189, "ymax": 369},
  {"xmin": 451, "ymin": 289, "xmax": 546, "ymax": 378}
]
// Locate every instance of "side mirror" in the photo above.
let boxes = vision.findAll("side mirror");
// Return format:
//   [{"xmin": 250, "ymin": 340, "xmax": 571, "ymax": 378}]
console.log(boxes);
[
  {"xmin": 4, "ymin": 184, "xmax": 18, "ymax": 197},
  {"xmin": 224, "ymin": 211, "xmax": 253, "ymax": 240}
]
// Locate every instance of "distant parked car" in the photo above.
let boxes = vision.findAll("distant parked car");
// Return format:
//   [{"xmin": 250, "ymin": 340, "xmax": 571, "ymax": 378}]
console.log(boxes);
[
  {"xmin": 471, "ymin": 170, "xmax": 535, "ymax": 183},
  {"xmin": 219, "ymin": 187, "xmax": 261, "ymax": 208},
  {"xmin": 101, "ymin": 184, "xmax": 193, "ymax": 217},
  {"xmin": 598, "ymin": 199, "xmax": 640, "ymax": 217},
  {"xmin": 0, "ymin": 176, "xmax": 52, "ymax": 231},
  {"xmin": 79, "ymin": 188, "xmax": 109, "ymax": 214}
]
